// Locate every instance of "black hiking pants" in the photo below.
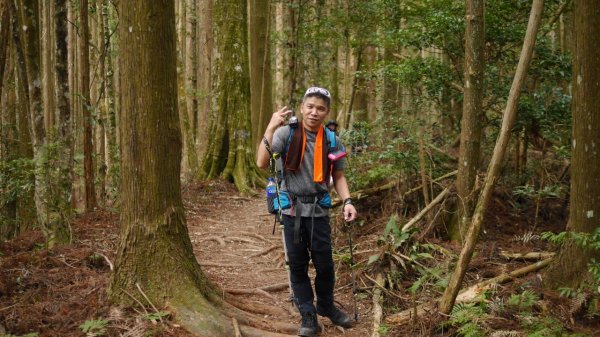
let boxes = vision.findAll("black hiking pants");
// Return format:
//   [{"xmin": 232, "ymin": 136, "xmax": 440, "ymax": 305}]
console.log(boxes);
[{"xmin": 282, "ymin": 214, "xmax": 335, "ymax": 314}]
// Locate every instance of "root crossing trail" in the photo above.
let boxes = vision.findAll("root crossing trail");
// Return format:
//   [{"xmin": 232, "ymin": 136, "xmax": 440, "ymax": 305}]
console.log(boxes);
[{"xmin": 184, "ymin": 183, "xmax": 371, "ymax": 336}]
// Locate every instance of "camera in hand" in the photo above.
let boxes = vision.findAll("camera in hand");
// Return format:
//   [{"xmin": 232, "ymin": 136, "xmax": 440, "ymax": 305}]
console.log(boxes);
[{"xmin": 288, "ymin": 109, "xmax": 299, "ymax": 129}]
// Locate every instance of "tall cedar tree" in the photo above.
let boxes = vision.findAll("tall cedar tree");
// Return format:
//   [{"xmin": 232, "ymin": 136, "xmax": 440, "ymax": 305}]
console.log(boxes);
[{"xmin": 544, "ymin": 0, "xmax": 600, "ymax": 288}]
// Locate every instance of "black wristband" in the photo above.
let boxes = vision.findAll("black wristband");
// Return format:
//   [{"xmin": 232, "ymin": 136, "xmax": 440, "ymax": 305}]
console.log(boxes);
[{"xmin": 343, "ymin": 198, "xmax": 353, "ymax": 206}]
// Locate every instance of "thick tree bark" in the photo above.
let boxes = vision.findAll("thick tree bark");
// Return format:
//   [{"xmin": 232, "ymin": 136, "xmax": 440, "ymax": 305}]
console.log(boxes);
[
  {"xmin": 274, "ymin": 1, "xmax": 291, "ymax": 109},
  {"xmin": 439, "ymin": 0, "xmax": 544, "ymax": 314},
  {"xmin": 248, "ymin": 0, "xmax": 273, "ymax": 150},
  {"xmin": 79, "ymin": 0, "xmax": 96, "ymax": 212},
  {"xmin": 450, "ymin": 0, "xmax": 485, "ymax": 242},
  {"xmin": 108, "ymin": 3, "xmax": 235, "ymax": 334},
  {"xmin": 544, "ymin": 0, "xmax": 600, "ymax": 289}
]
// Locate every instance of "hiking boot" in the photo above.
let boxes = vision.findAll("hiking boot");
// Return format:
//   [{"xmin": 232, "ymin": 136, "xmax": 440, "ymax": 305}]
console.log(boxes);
[
  {"xmin": 317, "ymin": 305, "xmax": 353, "ymax": 328},
  {"xmin": 298, "ymin": 312, "xmax": 321, "ymax": 337}
]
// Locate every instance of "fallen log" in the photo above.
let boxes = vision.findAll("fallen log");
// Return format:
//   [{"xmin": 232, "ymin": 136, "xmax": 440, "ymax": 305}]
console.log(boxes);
[
  {"xmin": 499, "ymin": 251, "xmax": 555, "ymax": 260},
  {"xmin": 385, "ymin": 258, "xmax": 553, "ymax": 325}
]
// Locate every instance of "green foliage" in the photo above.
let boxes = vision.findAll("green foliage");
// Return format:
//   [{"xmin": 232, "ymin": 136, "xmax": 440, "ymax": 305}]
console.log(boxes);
[
  {"xmin": 79, "ymin": 319, "xmax": 108, "ymax": 337},
  {"xmin": 447, "ymin": 302, "xmax": 489, "ymax": 337},
  {"xmin": 143, "ymin": 311, "xmax": 170, "ymax": 323},
  {"xmin": 513, "ymin": 184, "xmax": 564, "ymax": 200},
  {"xmin": 507, "ymin": 290, "xmax": 539, "ymax": 312},
  {"xmin": 0, "ymin": 158, "xmax": 35, "ymax": 206}
]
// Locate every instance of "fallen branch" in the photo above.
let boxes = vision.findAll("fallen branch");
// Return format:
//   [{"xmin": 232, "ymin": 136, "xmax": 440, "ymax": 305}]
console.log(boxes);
[
  {"xmin": 136, "ymin": 283, "xmax": 162, "ymax": 322},
  {"xmin": 385, "ymin": 258, "xmax": 553, "ymax": 325},
  {"xmin": 372, "ymin": 273, "xmax": 384, "ymax": 337},
  {"xmin": 402, "ymin": 187, "xmax": 450, "ymax": 232},
  {"xmin": 404, "ymin": 170, "xmax": 457, "ymax": 197},
  {"xmin": 332, "ymin": 180, "xmax": 399, "ymax": 207},
  {"xmin": 499, "ymin": 251, "xmax": 555, "ymax": 260},
  {"xmin": 96, "ymin": 252, "xmax": 114, "ymax": 271}
]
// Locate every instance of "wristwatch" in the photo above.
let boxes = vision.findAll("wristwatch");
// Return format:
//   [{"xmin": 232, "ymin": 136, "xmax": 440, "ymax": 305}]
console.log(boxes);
[{"xmin": 343, "ymin": 198, "xmax": 353, "ymax": 206}]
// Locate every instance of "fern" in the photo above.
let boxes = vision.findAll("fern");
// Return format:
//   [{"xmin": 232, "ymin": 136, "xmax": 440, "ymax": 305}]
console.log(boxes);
[
  {"xmin": 508, "ymin": 290, "xmax": 539, "ymax": 312},
  {"xmin": 448, "ymin": 302, "xmax": 489, "ymax": 337}
]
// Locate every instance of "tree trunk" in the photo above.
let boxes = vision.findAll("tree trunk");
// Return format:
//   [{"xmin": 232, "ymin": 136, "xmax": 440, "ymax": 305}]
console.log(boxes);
[
  {"xmin": 79, "ymin": 0, "xmax": 96, "ymax": 212},
  {"xmin": 0, "ymin": 37, "xmax": 18, "ymax": 240},
  {"xmin": 13, "ymin": 0, "xmax": 71, "ymax": 246},
  {"xmin": 274, "ymin": 1, "xmax": 291, "ymax": 109},
  {"xmin": 439, "ymin": 0, "xmax": 544, "ymax": 314},
  {"xmin": 450, "ymin": 0, "xmax": 485, "ymax": 242},
  {"xmin": 195, "ymin": 0, "xmax": 212, "ymax": 170},
  {"xmin": 53, "ymin": 0, "xmax": 73, "ymax": 226},
  {"xmin": 108, "ymin": 2, "xmax": 235, "ymax": 334},
  {"xmin": 248, "ymin": 0, "xmax": 273, "ymax": 150},
  {"xmin": 95, "ymin": 0, "xmax": 107, "ymax": 205},
  {"xmin": 202, "ymin": 0, "xmax": 259, "ymax": 193},
  {"xmin": 544, "ymin": 0, "xmax": 600, "ymax": 289}
]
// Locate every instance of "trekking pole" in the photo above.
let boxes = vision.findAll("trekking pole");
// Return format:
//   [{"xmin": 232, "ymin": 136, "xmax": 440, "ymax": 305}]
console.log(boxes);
[
  {"xmin": 272, "ymin": 152, "xmax": 295, "ymax": 304},
  {"xmin": 345, "ymin": 220, "xmax": 359, "ymax": 321}
]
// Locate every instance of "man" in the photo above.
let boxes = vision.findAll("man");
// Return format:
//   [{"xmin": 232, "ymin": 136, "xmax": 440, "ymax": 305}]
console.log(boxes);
[
  {"xmin": 257, "ymin": 87, "xmax": 357, "ymax": 337},
  {"xmin": 325, "ymin": 119, "xmax": 338, "ymax": 134}
]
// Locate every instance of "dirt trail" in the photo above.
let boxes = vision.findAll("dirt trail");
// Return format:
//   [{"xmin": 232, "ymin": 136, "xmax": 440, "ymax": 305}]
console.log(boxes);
[{"xmin": 184, "ymin": 183, "xmax": 372, "ymax": 336}]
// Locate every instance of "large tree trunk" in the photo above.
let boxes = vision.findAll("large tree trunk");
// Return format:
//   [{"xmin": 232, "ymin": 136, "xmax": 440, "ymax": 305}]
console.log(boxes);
[
  {"xmin": 108, "ymin": 1, "xmax": 232, "ymax": 333},
  {"xmin": 544, "ymin": 0, "xmax": 600, "ymax": 289},
  {"xmin": 449, "ymin": 0, "xmax": 485, "ymax": 242},
  {"xmin": 439, "ymin": 0, "xmax": 544, "ymax": 314},
  {"xmin": 248, "ymin": 0, "xmax": 273, "ymax": 151},
  {"xmin": 79, "ymin": 0, "xmax": 96, "ymax": 212},
  {"xmin": 201, "ymin": 0, "xmax": 260, "ymax": 193}
]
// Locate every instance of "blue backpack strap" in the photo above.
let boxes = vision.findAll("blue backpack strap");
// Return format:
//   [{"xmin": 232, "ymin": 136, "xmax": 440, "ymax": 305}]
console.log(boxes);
[{"xmin": 325, "ymin": 127, "xmax": 336, "ymax": 151}]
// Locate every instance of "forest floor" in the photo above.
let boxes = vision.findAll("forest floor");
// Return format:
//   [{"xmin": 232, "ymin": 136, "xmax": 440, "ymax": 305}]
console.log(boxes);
[{"xmin": 1, "ymin": 180, "xmax": 599, "ymax": 337}]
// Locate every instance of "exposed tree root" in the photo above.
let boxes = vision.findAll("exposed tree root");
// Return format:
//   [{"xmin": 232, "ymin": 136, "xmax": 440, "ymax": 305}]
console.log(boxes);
[
  {"xmin": 199, "ymin": 235, "xmax": 227, "ymax": 246},
  {"xmin": 200, "ymin": 261, "xmax": 246, "ymax": 268},
  {"xmin": 249, "ymin": 244, "xmax": 281, "ymax": 258},
  {"xmin": 232, "ymin": 317, "xmax": 242, "ymax": 337},
  {"xmin": 226, "ymin": 295, "xmax": 289, "ymax": 317},
  {"xmin": 226, "ymin": 236, "xmax": 257, "ymax": 244},
  {"xmin": 225, "ymin": 282, "xmax": 289, "ymax": 301}
]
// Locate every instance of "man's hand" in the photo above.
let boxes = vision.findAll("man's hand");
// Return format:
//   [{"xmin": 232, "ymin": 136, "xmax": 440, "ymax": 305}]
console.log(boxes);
[
  {"xmin": 343, "ymin": 203, "xmax": 357, "ymax": 222},
  {"xmin": 266, "ymin": 106, "xmax": 292, "ymax": 133}
]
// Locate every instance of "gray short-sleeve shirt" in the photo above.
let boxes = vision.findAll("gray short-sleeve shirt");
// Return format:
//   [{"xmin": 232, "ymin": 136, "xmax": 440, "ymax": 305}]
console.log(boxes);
[{"xmin": 271, "ymin": 125, "xmax": 345, "ymax": 217}]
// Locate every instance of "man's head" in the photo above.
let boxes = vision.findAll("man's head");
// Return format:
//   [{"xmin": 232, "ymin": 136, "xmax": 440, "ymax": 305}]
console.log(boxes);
[
  {"xmin": 301, "ymin": 87, "xmax": 331, "ymax": 132},
  {"xmin": 325, "ymin": 120, "xmax": 338, "ymax": 132}
]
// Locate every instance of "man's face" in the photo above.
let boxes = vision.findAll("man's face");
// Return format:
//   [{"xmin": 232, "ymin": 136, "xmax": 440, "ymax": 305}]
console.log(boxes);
[{"xmin": 301, "ymin": 96, "xmax": 329, "ymax": 132}]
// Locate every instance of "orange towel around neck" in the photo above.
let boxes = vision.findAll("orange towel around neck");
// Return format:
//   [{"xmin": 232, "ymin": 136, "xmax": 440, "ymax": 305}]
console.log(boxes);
[{"xmin": 313, "ymin": 126, "xmax": 324, "ymax": 182}]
